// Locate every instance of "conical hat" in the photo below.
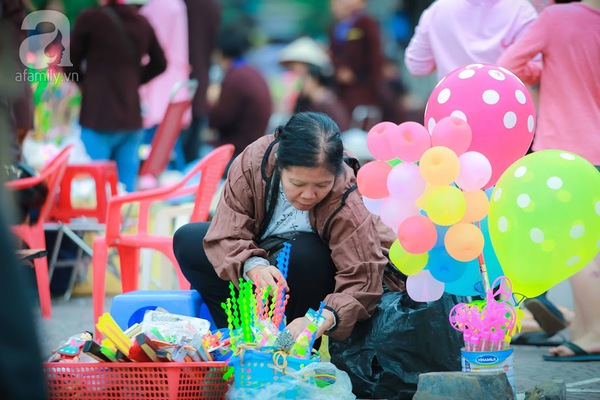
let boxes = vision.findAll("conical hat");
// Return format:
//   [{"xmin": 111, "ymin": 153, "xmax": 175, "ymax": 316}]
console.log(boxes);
[{"xmin": 278, "ymin": 37, "xmax": 331, "ymax": 70}]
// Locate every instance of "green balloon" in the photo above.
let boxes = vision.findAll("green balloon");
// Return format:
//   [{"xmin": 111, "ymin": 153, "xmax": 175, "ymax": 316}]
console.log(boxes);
[
  {"xmin": 488, "ymin": 150, "xmax": 600, "ymax": 297},
  {"xmin": 387, "ymin": 158, "xmax": 402, "ymax": 167},
  {"xmin": 389, "ymin": 239, "xmax": 428, "ymax": 276}
]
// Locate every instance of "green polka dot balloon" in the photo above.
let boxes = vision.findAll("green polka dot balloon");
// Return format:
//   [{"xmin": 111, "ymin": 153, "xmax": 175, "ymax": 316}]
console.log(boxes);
[{"xmin": 488, "ymin": 150, "xmax": 600, "ymax": 298}]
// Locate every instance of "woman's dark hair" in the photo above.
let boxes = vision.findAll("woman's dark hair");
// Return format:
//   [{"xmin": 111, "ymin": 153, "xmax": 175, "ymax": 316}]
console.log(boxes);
[{"xmin": 275, "ymin": 112, "xmax": 344, "ymax": 176}]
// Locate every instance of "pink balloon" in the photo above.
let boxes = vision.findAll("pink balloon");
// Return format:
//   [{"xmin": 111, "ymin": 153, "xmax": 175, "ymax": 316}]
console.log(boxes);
[
  {"xmin": 387, "ymin": 163, "xmax": 426, "ymax": 201},
  {"xmin": 406, "ymin": 270, "xmax": 445, "ymax": 302},
  {"xmin": 362, "ymin": 196, "xmax": 385, "ymax": 216},
  {"xmin": 367, "ymin": 122, "xmax": 399, "ymax": 161},
  {"xmin": 430, "ymin": 116, "xmax": 472, "ymax": 156},
  {"xmin": 398, "ymin": 215, "xmax": 437, "ymax": 254},
  {"xmin": 356, "ymin": 161, "xmax": 393, "ymax": 199},
  {"xmin": 455, "ymin": 151, "xmax": 492, "ymax": 191},
  {"xmin": 389, "ymin": 121, "xmax": 432, "ymax": 162},
  {"xmin": 379, "ymin": 197, "xmax": 420, "ymax": 231},
  {"xmin": 425, "ymin": 64, "xmax": 535, "ymax": 187}
]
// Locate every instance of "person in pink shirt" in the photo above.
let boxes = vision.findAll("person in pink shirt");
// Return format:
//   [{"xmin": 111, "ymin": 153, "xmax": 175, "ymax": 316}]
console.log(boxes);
[
  {"xmin": 137, "ymin": 0, "xmax": 191, "ymax": 170},
  {"xmin": 498, "ymin": 0, "xmax": 600, "ymax": 362},
  {"xmin": 404, "ymin": 0, "xmax": 538, "ymax": 81}
]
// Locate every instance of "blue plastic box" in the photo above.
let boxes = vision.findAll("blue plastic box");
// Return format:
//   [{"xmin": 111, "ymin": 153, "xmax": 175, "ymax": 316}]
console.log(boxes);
[{"xmin": 110, "ymin": 290, "xmax": 216, "ymax": 330}]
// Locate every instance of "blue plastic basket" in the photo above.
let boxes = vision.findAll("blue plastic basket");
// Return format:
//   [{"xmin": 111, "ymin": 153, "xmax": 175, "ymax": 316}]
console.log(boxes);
[{"xmin": 228, "ymin": 348, "xmax": 318, "ymax": 390}]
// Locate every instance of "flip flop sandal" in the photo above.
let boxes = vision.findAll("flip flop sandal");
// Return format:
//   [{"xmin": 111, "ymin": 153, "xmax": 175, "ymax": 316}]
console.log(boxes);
[
  {"xmin": 524, "ymin": 297, "xmax": 567, "ymax": 336},
  {"xmin": 543, "ymin": 341, "xmax": 600, "ymax": 362}
]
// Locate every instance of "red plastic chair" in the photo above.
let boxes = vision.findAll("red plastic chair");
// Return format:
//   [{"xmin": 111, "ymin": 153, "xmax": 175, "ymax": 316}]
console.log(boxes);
[
  {"xmin": 5, "ymin": 145, "xmax": 74, "ymax": 319},
  {"xmin": 50, "ymin": 161, "xmax": 119, "ymax": 224},
  {"xmin": 92, "ymin": 144, "xmax": 234, "ymax": 334},
  {"xmin": 139, "ymin": 79, "xmax": 198, "ymax": 179},
  {"xmin": 43, "ymin": 161, "xmax": 119, "ymax": 302}
]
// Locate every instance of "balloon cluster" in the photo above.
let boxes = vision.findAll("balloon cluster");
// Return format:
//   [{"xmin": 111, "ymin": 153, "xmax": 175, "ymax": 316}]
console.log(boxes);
[
  {"xmin": 357, "ymin": 63, "xmax": 538, "ymax": 302},
  {"xmin": 359, "ymin": 63, "xmax": 600, "ymax": 304},
  {"xmin": 358, "ymin": 117, "xmax": 494, "ymax": 301}
]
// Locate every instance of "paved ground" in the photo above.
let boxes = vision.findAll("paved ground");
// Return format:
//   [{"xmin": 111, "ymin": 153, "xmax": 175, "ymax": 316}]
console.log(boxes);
[{"xmin": 33, "ymin": 293, "xmax": 600, "ymax": 399}]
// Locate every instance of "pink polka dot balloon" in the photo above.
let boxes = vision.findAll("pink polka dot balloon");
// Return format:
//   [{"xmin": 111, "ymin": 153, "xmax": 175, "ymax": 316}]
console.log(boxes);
[{"xmin": 425, "ymin": 64, "xmax": 536, "ymax": 187}]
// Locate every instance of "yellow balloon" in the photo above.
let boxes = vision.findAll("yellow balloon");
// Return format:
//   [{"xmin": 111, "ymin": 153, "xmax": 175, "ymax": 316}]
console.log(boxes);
[
  {"xmin": 419, "ymin": 146, "xmax": 460, "ymax": 186},
  {"xmin": 488, "ymin": 150, "xmax": 600, "ymax": 297},
  {"xmin": 389, "ymin": 239, "xmax": 428, "ymax": 276},
  {"xmin": 425, "ymin": 186, "xmax": 466, "ymax": 226},
  {"xmin": 416, "ymin": 184, "xmax": 434, "ymax": 209}
]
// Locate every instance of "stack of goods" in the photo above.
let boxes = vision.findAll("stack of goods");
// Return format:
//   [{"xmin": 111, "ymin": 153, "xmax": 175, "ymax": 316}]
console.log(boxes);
[{"xmin": 48, "ymin": 310, "xmax": 228, "ymax": 363}]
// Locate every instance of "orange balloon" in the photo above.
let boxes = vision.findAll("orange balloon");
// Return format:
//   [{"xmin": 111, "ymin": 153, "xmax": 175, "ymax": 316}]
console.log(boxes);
[
  {"xmin": 419, "ymin": 146, "xmax": 460, "ymax": 186},
  {"xmin": 461, "ymin": 190, "xmax": 490, "ymax": 223},
  {"xmin": 356, "ymin": 160, "xmax": 393, "ymax": 199},
  {"xmin": 444, "ymin": 223, "xmax": 484, "ymax": 262}
]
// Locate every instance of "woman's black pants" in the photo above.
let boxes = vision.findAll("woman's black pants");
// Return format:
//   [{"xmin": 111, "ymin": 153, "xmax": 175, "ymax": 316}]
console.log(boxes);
[{"xmin": 173, "ymin": 222, "xmax": 336, "ymax": 329}]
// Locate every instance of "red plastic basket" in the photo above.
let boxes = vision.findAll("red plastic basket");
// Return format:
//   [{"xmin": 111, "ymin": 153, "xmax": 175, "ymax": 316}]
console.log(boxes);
[{"xmin": 43, "ymin": 361, "xmax": 231, "ymax": 399}]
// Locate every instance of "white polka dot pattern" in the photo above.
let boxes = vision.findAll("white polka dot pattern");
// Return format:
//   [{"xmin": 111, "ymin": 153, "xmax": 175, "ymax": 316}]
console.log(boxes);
[
  {"xmin": 450, "ymin": 110, "xmax": 467, "ymax": 121},
  {"xmin": 547, "ymin": 177, "xmax": 562, "ymax": 190},
  {"xmin": 517, "ymin": 194, "xmax": 530, "ymax": 208},
  {"xmin": 514, "ymin": 166, "xmax": 527, "ymax": 178},
  {"xmin": 530, "ymin": 228, "xmax": 544, "ymax": 244},
  {"xmin": 504, "ymin": 112, "xmax": 517, "ymax": 129},
  {"xmin": 483, "ymin": 90, "xmax": 500, "ymax": 105},
  {"xmin": 458, "ymin": 70, "xmax": 475, "ymax": 79},
  {"xmin": 438, "ymin": 89, "xmax": 451, "ymax": 104}
]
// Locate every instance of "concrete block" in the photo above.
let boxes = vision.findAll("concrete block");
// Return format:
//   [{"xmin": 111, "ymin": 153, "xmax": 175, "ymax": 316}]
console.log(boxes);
[
  {"xmin": 524, "ymin": 380, "xmax": 566, "ymax": 400},
  {"xmin": 413, "ymin": 371, "xmax": 514, "ymax": 400}
]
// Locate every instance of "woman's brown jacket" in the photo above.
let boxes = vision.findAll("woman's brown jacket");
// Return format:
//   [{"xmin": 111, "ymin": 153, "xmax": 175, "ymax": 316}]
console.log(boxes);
[{"xmin": 204, "ymin": 135, "xmax": 404, "ymax": 340}]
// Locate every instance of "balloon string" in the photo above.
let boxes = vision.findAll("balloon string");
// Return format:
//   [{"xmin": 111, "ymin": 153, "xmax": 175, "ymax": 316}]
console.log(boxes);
[{"xmin": 476, "ymin": 221, "xmax": 490, "ymax": 293}]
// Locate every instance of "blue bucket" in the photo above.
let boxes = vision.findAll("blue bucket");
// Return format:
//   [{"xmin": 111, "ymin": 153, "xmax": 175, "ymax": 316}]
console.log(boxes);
[{"xmin": 228, "ymin": 348, "xmax": 319, "ymax": 398}]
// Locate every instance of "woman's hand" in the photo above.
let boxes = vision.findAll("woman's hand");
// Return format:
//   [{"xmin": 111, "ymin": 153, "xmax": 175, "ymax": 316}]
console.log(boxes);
[
  {"xmin": 246, "ymin": 265, "xmax": 289, "ymax": 293},
  {"xmin": 286, "ymin": 316, "xmax": 312, "ymax": 340},
  {"xmin": 285, "ymin": 308, "xmax": 336, "ymax": 340}
]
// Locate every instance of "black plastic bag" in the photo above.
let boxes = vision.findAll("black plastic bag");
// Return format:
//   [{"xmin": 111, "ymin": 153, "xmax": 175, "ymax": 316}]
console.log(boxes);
[{"xmin": 329, "ymin": 291, "xmax": 465, "ymax": 400}]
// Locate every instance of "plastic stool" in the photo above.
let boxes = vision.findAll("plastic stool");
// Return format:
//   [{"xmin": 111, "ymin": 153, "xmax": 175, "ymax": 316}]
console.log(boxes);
[
  {"xmin": 51, "ymin": 161, "xmax": 119, "ymax": 223},
  {"xmin": 109, "ymin": 290, "xmax": 216, "ymax": 331}
]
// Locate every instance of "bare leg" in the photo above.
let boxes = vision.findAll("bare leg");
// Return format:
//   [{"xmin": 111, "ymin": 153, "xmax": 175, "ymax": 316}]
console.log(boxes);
[{"xmin": 548, "ymin": 255, "xmax": 600, "ymax": 356}]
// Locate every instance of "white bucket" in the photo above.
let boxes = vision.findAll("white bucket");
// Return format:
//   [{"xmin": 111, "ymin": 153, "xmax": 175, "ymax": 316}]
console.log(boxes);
[{"xmin": 461, "ymin": 348, "xmax": 515, "ymax": 398}]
